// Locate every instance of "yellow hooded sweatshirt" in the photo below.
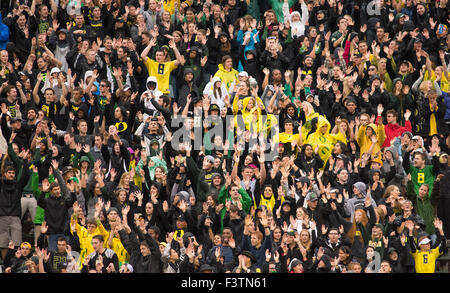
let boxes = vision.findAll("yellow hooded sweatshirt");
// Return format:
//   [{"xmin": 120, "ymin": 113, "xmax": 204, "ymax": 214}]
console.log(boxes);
[
  {"xmin": 424, "ymin": 70, "xmax": 449, "ymax": 93},
  {"xmin": 356, "ymin": 123, "xmax": 386, "ymax": 158},
  {"xmin": 70, "ymin": 216, "xmax": 109, "ymax": 269},
  {"xmin": 214, "ymin": 64, "xmax": 239, "ymax": 92},
  {"xmin": 305, "ymin": 116, "xmax": 346, "ymax": 167},
  {"xmin": 234, "ymin": 96, "xmax": 266, "ymax": 131}
]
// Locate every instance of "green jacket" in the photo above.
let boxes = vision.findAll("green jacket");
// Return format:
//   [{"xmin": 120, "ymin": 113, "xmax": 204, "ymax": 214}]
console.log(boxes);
[
  {"xmin": 73, "ymin": 152, "xmax": 95, "ymax": 174},
  {"xmin": 7, "ymin": 143, "xmax": 33, "ymax": 194},
  {"xmin": 218, "ymin": 185, "xmax": 252, "ymax": 233},
  {"xmin": 406, "ymin": 180, "xmax": 435, "ymax": 234},
  {"xmin": 186, "ymin": 155, "xmax": 223, "ymax": 204},
  {"xmin": 32, "ymin": 171, "xmax": 54, "ymax": 225},
  {"xmin": 268, "ymin": 0, "xmax": 296, "ymax": 24}
]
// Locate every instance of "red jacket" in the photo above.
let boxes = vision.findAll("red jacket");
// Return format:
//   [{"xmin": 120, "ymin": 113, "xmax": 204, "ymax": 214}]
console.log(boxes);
[{"xmin": 377, "ymin": 116, "xmax": 412, "ymax": 148}]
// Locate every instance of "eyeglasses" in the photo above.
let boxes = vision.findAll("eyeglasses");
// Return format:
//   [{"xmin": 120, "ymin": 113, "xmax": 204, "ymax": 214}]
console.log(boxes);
[
  {"xmin": 100, "ymin": 84, "xmax": 107, "ymax": 87},
  {"xmin": 369, "ymin": 68, "xmax": 376, "ymax": 71}
]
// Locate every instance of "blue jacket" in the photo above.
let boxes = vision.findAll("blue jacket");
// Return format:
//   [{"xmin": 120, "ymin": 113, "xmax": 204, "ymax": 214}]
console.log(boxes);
[
  {"xmin": 241, "ymin": 234, "xmax": 272, "ymax": 270},
  {"xmin": 443, "ymin": 92, "xmax": 450, "ymax": 121},
  {"xmin": 0, "ymin": 14, "xmax": 10, "ymax": 50}
]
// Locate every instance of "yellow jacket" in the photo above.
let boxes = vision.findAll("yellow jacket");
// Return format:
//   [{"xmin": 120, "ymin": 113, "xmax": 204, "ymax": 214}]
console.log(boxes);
[
  {"xmin": 70, "ymin": 216, "xmax": 109, "ymax": 269},
  {"xmin": 108, "ymin": 236, "xmax": 130, "ymax": 266},
  {"xmin": 356, "ymin": 123, "xmax": 385, "ymax": 158},
  {"xmin": 214, "ymin": 64, "xmax": 239, "ymax": 92},
  {"xmin": 424, "ymin": 70, "xmax": 449, "ymax": 93},
  {"xmin": 305, "ymin": 115, "xmax": 346, "ymax": 167}
]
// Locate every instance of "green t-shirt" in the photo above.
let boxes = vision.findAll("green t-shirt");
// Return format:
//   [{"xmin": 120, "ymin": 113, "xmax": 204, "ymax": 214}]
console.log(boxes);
[
  {"xmin": 331, "ymin": 31, "xmax": 345, "ymax": 48},
  {"xmin": 408, "ymin": 165, "xmax": 435, "ymax": 197}
]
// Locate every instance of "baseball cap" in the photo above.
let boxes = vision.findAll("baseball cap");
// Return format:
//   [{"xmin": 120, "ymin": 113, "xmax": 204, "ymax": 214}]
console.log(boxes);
[
  {"xmin": 370, "ymin": 158, "xmax": 383, "ymax": 167},
  {"xmin": 50, "ymin": 67, "xmax": 61, "ymax": 75},
  {"xmin": 419, "ymin": 238, "xmax": 431, "ymax": 246},
  {"xmin": 210, "ymin": 104, "xmax": 220, "ymax": 112},
  {"xmin": 306, "ymin": 191, "xmax": 318, "ymax": 201},
  {"xmin": 238, "ymin": 71, "xmax": 249, "ymax": 78},
  {"xmin": 205, "ymin": 155, "xmax": 215, "ymax": 164},
  {"xmin": 20, "ymin": 242, "xmax": 32, "ymax": 249}
]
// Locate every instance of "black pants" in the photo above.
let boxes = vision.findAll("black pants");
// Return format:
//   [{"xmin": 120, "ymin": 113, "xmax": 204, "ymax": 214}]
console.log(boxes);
[{"xmin": 437, "ymin": 198, "xmax": 450, "ymax": 238}]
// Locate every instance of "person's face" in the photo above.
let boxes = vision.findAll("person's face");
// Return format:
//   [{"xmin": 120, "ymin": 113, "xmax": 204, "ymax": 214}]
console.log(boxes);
[
  {"xmin": 206, "ymin": 196, "xmax": 215, "ymax": 207},
  {"xmin": 213, "ymin": 235, "xmax": 222, "ymax": 246},
  {"xmin": 376, "ymin": 28, "xmax": 384, "ymax": 39},
  {"xmin": 380, "ymin": 262, "xmax": 392, "ymax": 273},
  {"xmin": 300, "ymin": 231, "xmax": 309, "ymax": 242},
  {"xmin": 145, "ymin": 202, "xmax": 153, "ymax": 215},
  {"xmin": 264, "ymin": 186, "xmax": 273, "ymax": 197},
  {"xmin": 386, "ymin": 111, "xmax": 398, "ymax": 124},
  {"xmin": 91, "ymin": 239, "xmax": 102, "ymax": 251},
  {"xmin": 372, "ymin": 172, "xmax": 380, "ymax": 182},
  {"xmin": 304, "ymin": 57, "xmax": 313, "ymax": 68},
  {"xmin": 118, "ymin": 191, "xmax": 127, "ymax": 203},
  {"xmin": 0, "ymin": 51, "xmax": 8, "ymax": 64},
  {"xmin": 273, "ymin": 70, "xmax": 282, "ymax": 81},
  {"xmin": 328, "ymin": 230, "xmax": 339, "ymax": 243},
  {"xmin": 150, "ymin": 185, "xmax": 158, "ymax": 196},
  {"xmin": 273, "ymin": 228, "xmax": 282, "ymax": 240},
  {"xmin": 346, "ymin": 102, "xmax": 356, "ymax": 113},
  {"xmin": 320, "ymin": 125, "xmax": 328, "ymax": 134},
  {"xmin": 337, "ymin": 170, "xmax": 348, "ymax": 182},
  {"xmin": 37, "ymin": 58, "xmax": 46, "ymax": 70},
  {"xmin": 87, "ymin": 223, "xmax": 97, "ymax": 234},
  {"xmin": 78, "ymin": 121, "xmax": 88, "ymax": 134},
  {"xmin": 418, "ymin": 185, "xmax": 429, "ymax": 199},
  {"xmin": 224, "ymin": 58, "xmax": 233, "ymax": 69},
  {"xmin": 222, "ymin": 229, "xmax": 232, "ymax": 242},
  {"xmin": 339, "ymin": 19, "xmax": 348, "ymax": 30},
  {"xmin": 250, "ymin": 234, "xmax": 260, "ymax": 246},
  {"xmin": 17, "ymin": 15, "xmax": 26, "ymax": 27},
  {"xmin": 243, "ymin": 168, "xmax": 253, "ymax": 179},
  {"xmin": 51, "ymin": 185, "xmax": 61, "ymax": 197},
  {"xmin": 293, "ymin": 263, "xmax": 304, "ymax": 273},
  {"xmin": 202, "ymin": 157, "xmax": 212, "ymax": 170},
  {"xmin": 94, "ymin": 136, "xmax": 102, "ymax": 147},
  {"xmin": 185, "ymin": 9, "xmax": 195, "ymax": 21},
  {"xmin": 155, "ymin": 51, "xmax": 165, "ymax": 62},
  {"xmin": 93, "ymin": 7, "xmax": 101, "ymax": 18},
  {"xmin": 307, "ymin": 199, "xmax": 318, "ymax": 210},
  {"xmin": 140, "ymin": 244, "xmax": 150, "ymax": 256},
  {"xmin": 75, "ymin": 15, "xmax": 84, "ymax": 26},
  {"xmin": 284, "ymin": 122, "xmax": 293, "ymax": 133},
  {"xmin": 338, "ymin": 249, "xmax": 349, "ymax": 262},
  {"xmin": 420, "ymin": 243, "xmax": 431, "ymax": 251},
  {"xmin": 417, "ymin": 4, "xmax": 425, "ymax": 14},
  {"xmin": 230, "ymin": 187, "xmax": 240, "ymax": 199},
  {"xmin": 413, "ymin": 154, "xmax": 425, "ymax": 168},
  {"xmin": 372, "ymin": 226, "xmax": 382, "ymax": 238},
  {"xmin": 87, "ymin": 51, "xmax": 96, "ymax": 63},
  {"xmin": 389, "ymin": 251, "xmax": 398, "ymax": 261},
  {"xmin": 360, "ymin": 115, "xmax": 369, "ymax": 126},
  {"xmin": 20, "ymin": 246, "xmax": 32, "ymax": 257}
]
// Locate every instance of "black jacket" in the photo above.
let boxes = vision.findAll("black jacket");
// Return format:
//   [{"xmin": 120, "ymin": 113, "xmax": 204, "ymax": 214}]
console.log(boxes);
[
  {"xmin": 37, "ymin": 191, "xmax": 77, "ymax": 235},
  {"xmin": 119, "ymin": 229, "xmax": 162, "ymax": 273},
  {"xmin": 420, "ymin": 98, "xmax": 449, "ymax": 137},
  {"xmin": 0, "ymin": 161, "xmax": 30, "ymax": 217}
]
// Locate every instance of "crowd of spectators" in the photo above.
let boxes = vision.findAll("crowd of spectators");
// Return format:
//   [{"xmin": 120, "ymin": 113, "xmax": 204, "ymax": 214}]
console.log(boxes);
[{"xmin": 0, "ymin": 0, "xmax": 449, "ymax": 274}]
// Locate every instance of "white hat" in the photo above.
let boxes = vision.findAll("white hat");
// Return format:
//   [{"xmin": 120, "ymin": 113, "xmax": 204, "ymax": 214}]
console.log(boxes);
[
  {"xmin": 126, "ymin": 264, "xmax": 134, "ymax": 273},
  {"xmin": 50, "ymin": 67, "xmax": 61, "ymax": 75},
  {"xmin": 238, "ymin": 71, "xmax": 249, "ymax": 77},
  {"xmin": 419, "ymin": 238, "xmax": 431, "ymax": 246}
]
